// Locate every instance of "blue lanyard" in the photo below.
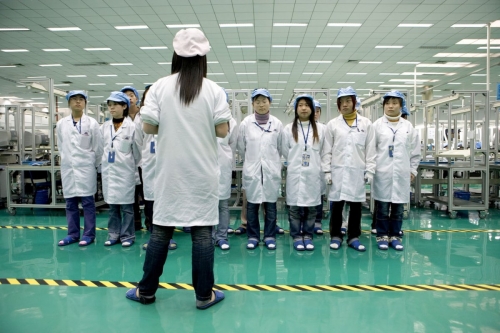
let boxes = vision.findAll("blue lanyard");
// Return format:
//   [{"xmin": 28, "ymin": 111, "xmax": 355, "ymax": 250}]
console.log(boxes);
[
  {"xmin": 299, "ymin": 121, "xmax": 310, "ymax": 151},
  {"xmin": 254, "ymin": 122, "xmax": 272, "ymax": 133},
  {"xmin": 72, "ymin": 116, "xmax": 81, "ymax": 134},
  {"xmin": 387, "ymin": 124, "xmax": 398, "ymax": 142},
  {"xmin": 343, "ymin": 116, "xmax": 359, "ymax": 132},
  {"xmin": 110, "ymin": 124, "xmax": 118, "ymax": 148}
]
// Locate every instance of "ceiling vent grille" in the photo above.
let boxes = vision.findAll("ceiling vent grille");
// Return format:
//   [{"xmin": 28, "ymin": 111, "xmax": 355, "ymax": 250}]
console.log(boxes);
[
  {"xmin": 419, "ymin": 46, "xmax": 449, "ymax": 49},
  {"xmin": 72, "ymin": 62, "xmax": 109, "ymax": 66}
]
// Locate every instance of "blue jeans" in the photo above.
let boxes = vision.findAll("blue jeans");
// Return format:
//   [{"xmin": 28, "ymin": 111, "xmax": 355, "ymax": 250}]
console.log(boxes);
[
  {"xmin": 247, "ymin": 202, "xmax": 277, "ymax": 243},
  {"xmin": 138, "ymin": 225, "xmax": 214, "ymax": 301},
  {"xmin": 375, "ymin": 200, "xmax": 403, "ymax": 238},
  {"xmin": 314, "ymin": 196, "xmax": 324, "ymax": 228},
  {"xmin": 213, "ymin": 199, "xmax": 229, "ymax": 244},
  {"xmin": 107, "ymin": 204, "xmax": 135, "ymax": 242},
  {"xmin": 65, "ymin": 196, "xmax": 96, "ymax": 240},
  {"xmin": 289, "ymin": 205, "xmax": 315, "ymax": 241}
]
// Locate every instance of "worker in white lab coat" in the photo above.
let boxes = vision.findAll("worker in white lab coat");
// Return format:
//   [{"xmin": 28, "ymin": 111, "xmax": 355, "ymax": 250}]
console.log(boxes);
[
  {"xmin": 282, "ymin": 94, "xmax": 324, "ymax": 251},
  {"xmin": 214, "ymin": 114, "xmax": 238, "ymax": 250},
  {"xmin": 121, "ymin": 85, "xmax": 145, "ymax": 231},
  {"xmin": 321, "ymin": 87, "xmax": 376, "ymax": 252},
  {"xmin": 57, "ymin": 90, "xmax": 103, "ymax": 247},
  {"xmin": 372, "ymin": 91, "xmax": 420, "ymax": 251},
  {"xmin": 237, "ymin": 88, "xmax": 283, "ymax": 250},
  {"xmin": 127, "ymin": 28, "xmax": 230, "ymax": 309},
  {"xmin": 100, "ymin": 91, "xmax": 142, "ymax": 247}
]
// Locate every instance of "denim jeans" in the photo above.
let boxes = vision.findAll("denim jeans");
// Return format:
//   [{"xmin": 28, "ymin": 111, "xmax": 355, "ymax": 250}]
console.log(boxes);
[
  {"xmin": 65, "ymin": 195, "xmax": 96, "ymax": 240},
  {"xmin": 138, "ymin": 225, "xmax": 214, "ymax": 301},
  {"xmin": 107, "ymin": 204, "xmax": 135, "ymax": 242},
  {"xmin": 375, "ymin": 200, "xmax": 403, "ymax": 238},
  {"xmin": 213, "ymin": 199, "xmax": 229, "ymax": 244},
  {"xmin": 329, "ymin": 201, "xmax": 361, "ymax": 243},
  {"xmin": 314, "ymin": 196, "xmax": 323, "ymax": 229},
  {"xmin": 247, "ymin": 202, "xmax": 277, "ymax": 243},
  {"xmin": 144, "ymin": 200, "xmax": 154, "ymax": 232},
  {"xmin": 289, "ymin": 205, "xmax": 315, "ymax": 241}
]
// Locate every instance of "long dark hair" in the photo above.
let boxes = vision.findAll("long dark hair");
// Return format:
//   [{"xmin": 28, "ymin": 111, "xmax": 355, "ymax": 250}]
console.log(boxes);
[
  {"xmin": 171, "ymin": 52, "xmax": 207, "ymax": 106},
  {"xmin": 140, "ymin": 86, "xmax": 151, "ymax": 108},
  {"xmin": 292, "ymin": 97, "xmax": 319, "ymax": 144}
]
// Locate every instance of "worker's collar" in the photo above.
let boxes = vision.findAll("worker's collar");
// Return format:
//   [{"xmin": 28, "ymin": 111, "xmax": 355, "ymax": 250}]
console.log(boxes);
[{"xmin": 384, "ymin": 111, "xmax": 401, "ymax": 122}]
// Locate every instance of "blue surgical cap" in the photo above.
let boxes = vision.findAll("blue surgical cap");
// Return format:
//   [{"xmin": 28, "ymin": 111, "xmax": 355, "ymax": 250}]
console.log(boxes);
[
  {"xmin": 314, "ymin": 99, "xmax": 321, "ymax": 109},
  {"xmin": 294, "ymin": 94, "xmax": 314, "ymax": 111},
  {"xmin": 107, "ymin": 91, "xmax": 130, "ymax": 109},
  {"xmin": 120, "ymin": 86, "xmax": 140, "ymax": 106},
  {"xmin": 66, "ymin": 90, "xmax": 88, "ymax": 102},
  {"xmin": 383, "ymin": 90, "xmax": 408, "ymax": 115},
  {"xmin": 337, "ymin": 86, "xmax": 357, "ymax": 99},
  {"xmin": 251, "ymin": 88, "xmax": 272, "ymax": 102}
]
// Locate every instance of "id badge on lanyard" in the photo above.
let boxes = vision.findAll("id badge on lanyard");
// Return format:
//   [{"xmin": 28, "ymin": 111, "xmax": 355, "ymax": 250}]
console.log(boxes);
[
  {"xmin": 108, "ymin": 150, "xmax": 116, "ymax": 163},
  {"xmin": 302, "ymin": 153, "xmax": 310, "ymax": 167},
  {"xmin": 150, "ymin": 141, "xmax": 155, "ymax": 154}
]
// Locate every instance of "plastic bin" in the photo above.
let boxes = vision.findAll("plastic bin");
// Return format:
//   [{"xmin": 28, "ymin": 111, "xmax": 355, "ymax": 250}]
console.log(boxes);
[
  {"xmin": 34, "ymin": 189, "xmax": 50, "ymax": 204},
  {"xmin": 453, "ymin": 190, "xmax": 470, "ymax": 201}
]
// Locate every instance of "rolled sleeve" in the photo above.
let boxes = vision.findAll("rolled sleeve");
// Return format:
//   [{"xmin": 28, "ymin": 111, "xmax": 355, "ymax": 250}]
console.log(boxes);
[
  {"xmin": 213, "ymin": 88, "xmax": 232, "ymax": 126},
  {"xmin": 140, "ymin": 84, "xmax": 160, "ymax": 126}
]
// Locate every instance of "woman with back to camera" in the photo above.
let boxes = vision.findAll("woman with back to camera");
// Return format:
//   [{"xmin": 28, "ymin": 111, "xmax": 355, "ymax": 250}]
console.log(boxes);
[{"xmin": 126, "ymin": 28, "xmax": 231, "ymax": 309}]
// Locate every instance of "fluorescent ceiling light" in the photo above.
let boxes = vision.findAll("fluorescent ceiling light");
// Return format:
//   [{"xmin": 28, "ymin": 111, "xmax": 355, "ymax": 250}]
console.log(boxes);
[
  {"xmin": 379, "ymin": 84, "xmax": 423, "ymax": 88},
  {"xmin": 347, "ymin": 73, "xmax": 367, "ymax": 75},
  {"xmin": 434, "ymin": 53, "xmax": 500, "ymax": 58},
  {"xmin": 88, "ymin": 83, "xmax": 106, "ymax": 85},
  {"xmin": 451, "ymin": 24, "xmax": 486, "ymax": 28},
  {"xmin": 17, "ymin": 100, "xmax": 33, "ymax": 102},
  {"xmin": 207, "ymin": 61, "xmax": 219, "ymax": 64},
  {"xmin": 379, "ymin": 73, "xmax": 400, "ymax": 75},
  {"xmin": 240, "ymin": 81, "xmax": 258, "ymax": 83},
  {"xmin": 472, "ymin": 82, "xmax": 487, "ymax": 85},
  {"xmin": 389, "ymin": 79, "xmax": 430, "ymax": 82},
  {"xmin": 367, "ymin": 81, "xmax": 384, "ymax": 84},
  {"xmin": 84, "ymin": 48, "xmax": 111, "ymax": 51},
  {"xmin": 316, "ymin": 45, "xmax": 344, "ymax": 48},
  {"xmin": 110, "ymin": 63, "xmax": 133, "ymax": 66},
  {"xmin": 236, "ymin": 73, "xmax": 256, "ymax": 75},
  {"xmin": 214, "ymin": 82, "xmax": 228, "ymax": 84},
  {"xmin": 0, "ymin": 65, "xmax": 16, "ymax": 68},
  {"xmin": 97, "ymin": 74, "xmax": 117, "ymax": 77},
  {"xmin": 66, "ymin": 75, "xmax": 86, "ymax": 77},
  {"xmin": 400, "ymin": 72, "xmax": 449, "ymax": 75},
  {"xmin": 128, "ymin": 74, "xmax": 148, "ymax": 76},
  {"xmin": 337, "ymin": 81, "xmax": 355, "ymax": 83},
  {"xmin": 375, "ymin": 45, "xmax": 404, "ymax": 49},
  {"xmin": 447, "ymin": 82, "xmax": 461, "ymax": 84},
  {"xmin": 39, "ymin": 64, "xmax": 62, "ymax": 67},
  {"xmin": 233, "ymin": 61, "xmax": 256, "ymax": 63},
  {"xmin": 166, "ymin": 24, "xmax": 200, "ymax": 28},
  {"xmin": 31, "ymin": 97, "xmax": 45, "ymax": 99},
  {"xmin": 270, "ymin": 72, "xmax": 290, "ymax": 74},
  {"xmin": 27, "ymin": 76, "xmax": 46, "ymax": 78},
  {"xmin": 302, "ymin": 72, "xmax": 323, "ymax": 75},
  {"xmin": 269, "ymin": 81, "xmax": 287, "ymax": 83},
  {"xmin": 271, "ymin": 61, "xmax": 294, "ymax": 63},
  {"xmin": 47, "ymin": 27, "xmax": 81, "ymax": 31},
  {"xmin": 140, "ymin": 46, "xmax": 168, "ymax": 50},
  {"xmin": 208, "ymin": 73, "xmax": 224, "ymax": 75},
  {"xmin": 308, "ymin": 61, "xmax": 331, "ymax": 63},
  {"xmin": 273, "ymin": 23, "xmax": 307, "ymax": 27},
  {"xmin": 1, "ymin": 49, "xmax": 28, "ymax": 52},
  {"xmin": 478, "ymin": 46, "xmax": 500, "ymax": 49},
  {"xmin": 42, "ymin": 48, "xmax": 70, "ymax": 52},
  {"xmin": 417, "ymin": 62, "xmax": 473, "ymax": 68},
  {"xmin": 116, "ymin": 83, "xmax": 133, "ymax": 85},
  {"xmin": 327, "ymin": 23, "xmax": 362, "ymax": 27},
  {"xmin": 227, "ymin": 45, "xmax": 255, "ymax": 48},
  {"xmin": 359, "ymin": 61, "xmax": 382, "ymax": 64},
  {"xmin": 115, "ymin": 25, "xmax": 148, "ymax": 30},
  {"xmin": 220, "ymin": 23, "xmax": 253, "ymax": 28},
  {"xmin": 397, "ymin": 62, "xmax": 420, "ymax": 64},
  {"xmin": 272, "ymin": 45, "xmax": 300, "ymax": 48},
  {"xmin": 0, "ymin": 28, "xmax": 30, "ymax": 31},
  {"xmin": 267, "ymin": 89, "xmax": 284, "ymax": 91},
  {"xmin": 54, "ymin": 84, "xmax": 69, "ymax": 86},
  {"xmin": 471, "ymin": 74, "xmax": 486, "ymax": 76},
  {"xmin": 298, "ymin": 81, "xmax": 316, "ymax": 83},
  {"xmin": 456, "ymin": 39, "xmax": 500, "ymax": 45},
  {"xmin": 158, "ymin": 62, "xmax": 171, "ymax": 65},
  {"xmin": 398, "ymin": 23, "xmax": 433, "ymax": 27}
]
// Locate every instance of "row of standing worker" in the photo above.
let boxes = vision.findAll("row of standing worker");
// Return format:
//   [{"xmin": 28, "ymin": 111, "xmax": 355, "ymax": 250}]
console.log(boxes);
[{"xmin": 54, "ymin": 28, "xmax": 421, "ymax": 309}]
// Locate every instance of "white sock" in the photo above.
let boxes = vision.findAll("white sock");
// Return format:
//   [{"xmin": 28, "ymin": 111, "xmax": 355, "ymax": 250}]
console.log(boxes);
[
  {"xmin": 220, "ymin": 243, "xmax": 230, "ymax": 250},
  {"xmin": 330, "ymin": 243, "xmax": 339, "ymax": 249},
  {"xmin": 247, "ymin": 243, "xmax": 255, "ymax": 249},
  {"xmin": 306, "ymin": 243, "xmax": 314, "ymax": 250}
]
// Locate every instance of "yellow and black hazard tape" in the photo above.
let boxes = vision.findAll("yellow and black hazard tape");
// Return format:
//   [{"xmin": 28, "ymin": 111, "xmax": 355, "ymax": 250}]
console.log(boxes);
[
  {"xmin": 1, "ymin": 225, "xmax": 500, "ymax": 234},
  {"xmin": 1, "ymin": 278, "xmax": 499, "ymax": 292}
]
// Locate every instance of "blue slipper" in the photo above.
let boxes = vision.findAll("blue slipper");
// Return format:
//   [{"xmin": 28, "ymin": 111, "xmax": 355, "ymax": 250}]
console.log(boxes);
[
  {"xmin": 235, "ymin": 227, "xmax": 247, "ymax": 235},
  {"xmin": 122, "ymin": 240, "xmax": 134, "ymax": 247},
  {"xmin": 104, "ymin": 239, "xmax": 120, "ymax": 246},
  {"xmin": 348, "ymin": 240, "xmax": 366, "ymax": 252},
  {"xmin": 329, "ymin": 239, "xmax": 341, "ymax": 250},
  {"xmin": 304, "ymin": 239, "xmax": 314, "ymax": 251},
  {"xmin": 293, "ymin": 240, "xmax": 305, "ymax": 251},
  {"xmin": 196, "ymin": 290, "xmax": 225, "ymax": 310},
  {"xmin": 125, "ymin": 288, "xmax": 156, "ymax": 305},
  {"xmin": 390, "ymin": 237, "xmax": 404, "ymax": 251},
  {"xmin": 377, "ymin": 236, "xmax": 389, "ymax": 250},
  {"xmin": 275, "ymin": 225, "xmax": 284, "ymax": 234},
  {"xmin": 313, "ymin": 227, "xmax": 323, "ymax": 235},
  {"xmin": 79, "ymin": 236, "xmax": 94, "ymax": 247},
  {"xmin": 246, "ymin": 239, "xmax": 258, "ymax": 249},
  {"xmin": 265, "ymin": 239, "xmax": 276, "ymax": 250},
  {"xmin": 58, "ymin": 236, "xmax": 79, "ymax": 246},
  {"xmin": 168, "ymin": 239, "xmax": 177, "ymax": 250}
]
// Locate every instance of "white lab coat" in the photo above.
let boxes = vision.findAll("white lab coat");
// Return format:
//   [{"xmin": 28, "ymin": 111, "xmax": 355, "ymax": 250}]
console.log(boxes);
[
  {"xmin": 141, "ymin": 133, "xmax": 157, "ymax": 201},
  {"xmin": 218, "ymin": 118, "xmax": 238, "ymax": 200},
  {"xmin": 282, "ymin": 121, "xmax": 325, "ymax": 206},
  {"xmin": 321, "ymin": 113, "xmax": 376, "ymax": 202},
  {"xmin": 132, "ymin": 113, "xmax": 144, "ymax": 185},
  {"xmin": 57, "ymin": 114, "xmax": 103, "ymax": 198},
  {"xmin": 372, "ymin": 116, "xmax": 421, "ymax": 203},
  {"xmin": 140, "ymin": 74, "xmax": 232, "ymax": 226},
  {"xmin": 237, "ymin": 114, "xmax": 283, "ymax": 204},
  {"xmin": 316, "ymin": 122, "xmax": 327, "ymax": 195},
  {"xmin": 100, "ymin": 117, "xmax": 142, "ymax": 204}
]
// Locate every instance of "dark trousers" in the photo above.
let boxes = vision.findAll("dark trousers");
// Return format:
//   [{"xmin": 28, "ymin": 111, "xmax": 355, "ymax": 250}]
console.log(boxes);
[
  {"xmin": 289, "ymin": 205, "xmax": 315, "ymax": 240},
  {"xmin": 375, "ymin": 200, "xmax": 403, "ymax": 238},
  {"xmin": 247, "ymin": 202, "xmax": 277, "ymax": 243},
  {"xmin": 65, "ymin": 195, "xmax": 96, "ymax": 240},
  {"xmin": 329, "ymin": 201, "xmax": 362, "ymax": 243},
  {"xmin": 144, "ymin": 199, "xmax": 154, "ymax": 232},
  {"xmin": 134, "ymin": 167, "xmax": 144, "ymax": 227},
  {"xmin": 138, "ymin": 225, "xmax": 214, "ymax": 301}
]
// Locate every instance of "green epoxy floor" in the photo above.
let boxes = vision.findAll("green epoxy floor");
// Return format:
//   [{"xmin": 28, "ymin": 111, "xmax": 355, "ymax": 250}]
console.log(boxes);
[{"xmin": 1, "ymin": 206, "xmax": 499, "ymax": 333}]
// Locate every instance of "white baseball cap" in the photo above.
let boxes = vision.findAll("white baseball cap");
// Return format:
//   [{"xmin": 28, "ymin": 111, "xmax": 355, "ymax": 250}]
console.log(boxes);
[{"xmin": 173, "ymin": 28, "xmax": 211, "ymax": 57}]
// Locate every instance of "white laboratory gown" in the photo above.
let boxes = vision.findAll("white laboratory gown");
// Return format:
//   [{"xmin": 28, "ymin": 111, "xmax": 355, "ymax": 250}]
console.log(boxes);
[
  {"xmin": 372, "ymin": 116, "xmax": 421, "ymax": 203},
  {"xmin": 218, "ymin": 118, "xmax": 238, "ymax": 200},
  {"xmin": 316, "ymin": 122, "xmax": 327, "ymax": 195},
  {"xmin": 321, "ymin": 113, "xmax": 376, "ymax": 202},
  {"xmin": 237, "ymin": 114, "xmax": 283, "ymax": 204},
  {"xmin": 100, "ymin": 117, "xmax": 142, "ymax": 204},
  {"xmin": 141, "ymin": 132, "xmax": 157, "ymax": 201},
  {"xmin": 140, "ymin": 74, "xmax": 232, "ymax": 227},
  {"xmin": 282, "ymin": 121, "xmax": 325, "ymax": 206},
  {"xmin": 132, "ymin": 113, "xmax": 144, "ymax": 185},
  {"xmin": 57, "ymin": 114, "xmax": 103, "ymax": 198}
]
